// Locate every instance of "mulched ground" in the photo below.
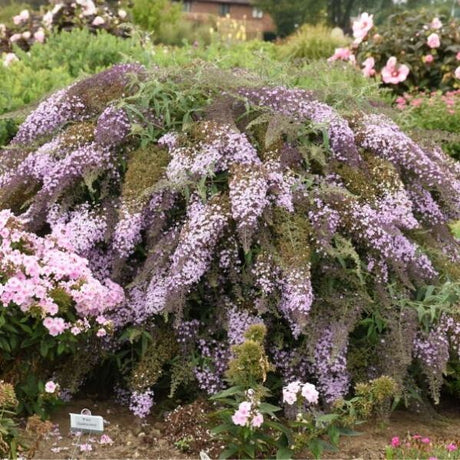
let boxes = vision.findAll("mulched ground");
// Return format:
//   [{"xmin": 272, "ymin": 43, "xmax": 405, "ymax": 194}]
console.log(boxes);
[{"xmin": 27, "ymin": 398, "xmax": 460, "ymax": 459}]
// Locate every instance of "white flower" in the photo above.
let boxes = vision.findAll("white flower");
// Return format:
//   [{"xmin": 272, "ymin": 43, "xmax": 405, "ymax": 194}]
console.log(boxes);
[{"xmin": 45, "ymin": 381, "xmax": 57, "ymax": 393}]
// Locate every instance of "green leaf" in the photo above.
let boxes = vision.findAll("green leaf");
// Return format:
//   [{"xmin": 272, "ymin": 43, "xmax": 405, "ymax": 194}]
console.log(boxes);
[
  {"xmin": 210, "ymin": 386, "xmax": 243, "ymax": 400},
  {"xmin": 219, "ymin": 446, "xmax": 239, "ymax": 459},
  {"xmin": 40, "ymin": 340, "xmax": 49, "ymax": 358},
  {"xmin": 259, "ymin": 402, "xmax": 282, "ymax": 414},
  {"xmin": 276, "ymin": 447, "xmax": 294, "ymax": 459}
]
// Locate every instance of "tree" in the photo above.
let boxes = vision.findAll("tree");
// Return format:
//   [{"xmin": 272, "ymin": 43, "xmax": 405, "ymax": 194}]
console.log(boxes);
[{"xmin": 254, "ymin": 0, "xmax": 326, "ymax": 37}]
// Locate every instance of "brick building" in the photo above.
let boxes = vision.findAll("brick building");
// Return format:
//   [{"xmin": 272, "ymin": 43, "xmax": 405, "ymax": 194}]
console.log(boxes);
[{"xmin": 178, "ymin": 0, "xmax": 275, "ymax": 39}]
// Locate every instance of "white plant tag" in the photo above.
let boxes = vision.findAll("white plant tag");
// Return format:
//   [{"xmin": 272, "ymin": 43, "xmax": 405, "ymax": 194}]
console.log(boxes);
[{"xmin": 70, "ymin": 409, "xmax": 104, "ymax": 434}]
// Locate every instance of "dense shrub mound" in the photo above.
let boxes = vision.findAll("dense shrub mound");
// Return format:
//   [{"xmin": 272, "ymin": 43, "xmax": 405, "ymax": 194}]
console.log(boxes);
[{"xmin": 1, "ymin": 64, "xmax": 460, "ymax": 411}]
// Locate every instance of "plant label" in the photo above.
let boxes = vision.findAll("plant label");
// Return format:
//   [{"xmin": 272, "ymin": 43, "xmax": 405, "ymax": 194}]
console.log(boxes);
[{"xmin": 70, "ymin": 412, "xmax": 104, "ymax": 434}]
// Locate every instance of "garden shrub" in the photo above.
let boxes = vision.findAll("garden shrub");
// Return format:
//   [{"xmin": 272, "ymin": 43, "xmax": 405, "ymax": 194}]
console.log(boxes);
[
  {"xmin": 0, "ymin": 0, "xmax": 130, "ymax": 56},
  {"xmin": 278, "ymin": 24, "xmax": 349, "ymax": 61},
  {"xmin": 0, "ymin": 28, "xmax": 152, "ymax": 115},
  {"xmin": 1, "ymin": 62, "xmax": 460, "ymax": 424},
  {"xmin": 329, "ymin": 11, "xmax": 460, "ymax": 94}
]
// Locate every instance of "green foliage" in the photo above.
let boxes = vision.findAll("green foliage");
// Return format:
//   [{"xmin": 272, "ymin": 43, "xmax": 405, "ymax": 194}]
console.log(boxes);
[
  {"xmin": 0, "ymin": 28, "xmax": 152, "ymax": 115},
  {"xmin": 226, "ymin": 325, "xmax": 272, "ymax": 388},
  {"xmin": 279, "ymin": 24, "xmax": 349, "ymax": 61},
  {"xmin": 0, "ymin": 381, "xmax": 19, "ymax": 459},
  {"xmin": 130, "ymin": 0, "xmax": 181, "ymax": 35}
]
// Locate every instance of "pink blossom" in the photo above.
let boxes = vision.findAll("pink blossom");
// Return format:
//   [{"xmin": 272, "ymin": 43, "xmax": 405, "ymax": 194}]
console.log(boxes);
[
  {"xmin": 457, "ymin": 51, "xmax": 460, "ymax": 61},
  {"xmin": 391, "ymin": 436, "xmax": 400, "ymax": 447},
  {"xmin": 352, "ymin": 12, "xmax": 374, "ymax": 42},
  {"xmin": 3, "ymin": 52, "xmax": 19, "ymax": 67},
  {"xmin": 45, "ymin": 381, "xmax": 57, "ymax": 393},
  {"xmin": 238, "ymin": 401, "xmax": 252, "ymax": 416},
  {"xmin": 231, "ymin": 409, "xmax": 249, "ymax": 426},
  {"xmin": 9, "ymin": 34, "xmax": 21, "ymax": 43},
  {"xmin": 328, "ymin": 47, "xmax": 351, "ymax": 62},
  {"xmin": 43, "ymin": 316, "xmax": 67, "ymax": 336},
  {"xmin": 96, "ymin": 328, "xmax": 107, "ymax": 337},
  {"xmin": 428, "ymin": 458, "xmax": 438, "ymax": 460},
  {"xmin": 13, "ymin": 9, "xmax": 29, "ymax": 25},
  {"xmin": 92, "ymin": 16, "xmax": 105, "ymax": 26},
  {"xmin": 381, "ymin": 56, "xmax": 410, "ymax": 84},
  {"xmin": 424, "ymin": 54, "xmax": 434, "ymax": 64},
  {"xmin": 455, "ymin": 67, "xmax": 460, "ymax": 79},
  {"xmin": 22, "ymin": 31, "xmax": 31, "ymax": 40},
  {"xmin": 251, "ymin": 412, "xmax": 264, "ymax": 428},
  {"xmin": 427, "ymin": 33, "xmax": 440, "ymax": 49},
  {"xmin": 413, "ymin": 434, "xmax": 422, "ymax": 440},
  {"xmin": 79, "ymin": 443, "xmax": 92, "ymax": 452},
  {"xmin": 421, "ymin": 437, "xmax": 430, "ymax": 444},
  {"xmin": 100, "ymin": 434, "xmax": 114, "ymax": 445},
  {"xmin": 362, "ymin": 57, "xmax": 376, "ymax": 77},
  {"xmin": 34, "ymin": 29, "xmax": 45, "ymax": 43},
  {"xmin": 446, "ymin": 443, "xmax": 457, "ymax": 452},
  {"xmin": 430, "ymin": 17, "xmax": 442, "ymax": 29},
  {"xmin": 301, "ymin": 382, "xmax": 319, "ymax": 404},
  {"xmin": 282, "ymin": 388, "xmax": 297, "ymax": 405}
]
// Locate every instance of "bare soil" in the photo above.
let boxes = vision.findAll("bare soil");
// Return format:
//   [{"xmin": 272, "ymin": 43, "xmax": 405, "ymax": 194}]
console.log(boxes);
[{"xmin": 29, "ymin": 399, "xmax": 460, "ymax": 459}]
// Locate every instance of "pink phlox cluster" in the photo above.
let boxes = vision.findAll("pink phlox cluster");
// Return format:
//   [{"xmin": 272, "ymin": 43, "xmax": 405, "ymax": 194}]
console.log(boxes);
[
  {"xmin": 278, "ymin": 266, "xmax": 314, "ymax": 337},
  {"xmin": 265, "ymin": 160, "xmax": 295, "ymax": 212},
  {"xmin": 282, "ymin": 380, "xmax": 319, "ymax": 405},
  {"xmin": 231, "ymin": 396, "xmax": 264, "ymax": 429},
  {"xmin": 227, "ymin": 306, "xmax": 264, "ymax": 345},
  {"xmin": 47, "ymin": 203, "xmax": 107, "ymax": 255},
  {"xmin": 0, "ymin": 210, "xmax": 123, "ymax": 334},
  {"xmin": 229, "ymin": 164, "xmax": 268, "ymax": 250},
  {"xmin": 313, "ymin": 325, "xmax": 350, "ymax": 403}
]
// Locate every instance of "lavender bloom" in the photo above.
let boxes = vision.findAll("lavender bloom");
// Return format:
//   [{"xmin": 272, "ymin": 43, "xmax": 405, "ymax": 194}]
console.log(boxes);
[
  {"xmin": 129, "ymin": 389, "xmax": 154, "ymax": 418},
  {"xmin": 227, "ymin": 306, "xmax": 264, "ymax": 345},
  {"xmin": 95, "ymin": 106, "xmax": 131, "ymax": 147}
]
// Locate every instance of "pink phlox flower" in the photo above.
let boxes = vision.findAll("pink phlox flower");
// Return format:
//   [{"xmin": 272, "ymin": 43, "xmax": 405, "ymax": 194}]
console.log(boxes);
[
  {"xmin": 251, "ymin": 412, "xmax": 264, "ymax": 428},
  {"xmin": 79, "ymin": 443, "xmax": 92, "ymax": 452},
  {"xmin": 43, "ymin": 316, "xmax": 67, "ymax": 336},
  {"xmin": 390, "ymin": 436, "xmax": 400, "ymax": 447},
  {"xmin": 301, "ymin": 382, "xmax": 319, "ymax": 404},
  {"xmin": 100, "ymin": 434, "xmax": 114, "ymax": 445},
  {"xmin": 362, "ymin": 57, "xmax": 376, "ymax": 77},
  {"xmin": 45, "ymin": 381, "xmax": 57, "ymax": 393},
  {"xmin": 231, "ymin": 409, "xmax": 249, "ymax": 426},
  {"xmin": 381, "ymin": 56, "xmax": 410, "ymax": 84},
  {"xmin": 430, "ymin": 17, "xmax": 442, "ymax": 29},
  {"xmin": 352, "ymin": 12, "xmax": 374, "ymax": 41},
  {"xmin": 427, "ymin": 33, "xmax": 440, "ymax": 49},
  {"xmin": 238, "ymin": 401, "xmax": 252, "ymax": 416}
]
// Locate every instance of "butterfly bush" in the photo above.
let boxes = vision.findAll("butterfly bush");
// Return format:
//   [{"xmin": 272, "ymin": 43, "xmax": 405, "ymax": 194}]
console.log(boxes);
[{"xmin": 2, "ymin": 65, "xmax": 460, "ymax": 412}]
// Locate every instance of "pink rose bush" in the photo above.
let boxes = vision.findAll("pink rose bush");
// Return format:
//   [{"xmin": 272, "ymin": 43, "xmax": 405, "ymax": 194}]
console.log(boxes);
[{"xmin": 330, "ymin": 11, "xmax": 460, "ymax": 93}]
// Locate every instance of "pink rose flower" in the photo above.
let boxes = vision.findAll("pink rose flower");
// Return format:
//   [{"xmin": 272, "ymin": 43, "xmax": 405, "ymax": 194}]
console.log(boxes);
[
  {"xmin": 427, "ymin": 33, "xmax": 440, "ymax": 49},
  {"xmin": 328, "ymin": 47, "xmax": 351, "ymax": 62},
  {"xmin": 391, "ymin": 436, "xmax": 400, "ymax": 447},
  {"xmin": 381, "ymin": 56, "xmax": 410, "ymax": 84},
  {"xmin": 430, "ymin": 17, "xmax": 442, "ymax": 29},
  {"xmin": 362, "ymin": 57, "xmax": 376, "ymax": 77},
  {"xmin": 45, "ymin": 381, "xmax": 57, "ymax": 393},
  {"xmin": 352, "ymin": 12, "xmax": 374, "ymax": 42},
  {"xmin": 251, "ymin": 412, "xmax": 264, "ymax": 428}
]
